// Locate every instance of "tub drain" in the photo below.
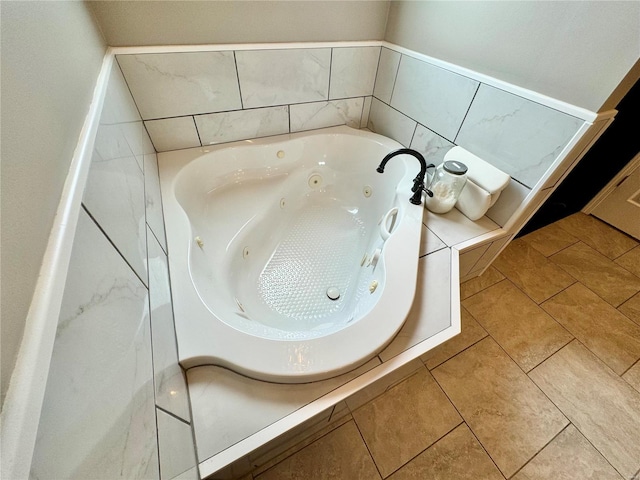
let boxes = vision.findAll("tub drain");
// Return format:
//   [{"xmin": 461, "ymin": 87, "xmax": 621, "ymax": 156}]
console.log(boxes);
[{"xmin": 326, "ymin": 287, "xmax": 340, "ymax": 300}]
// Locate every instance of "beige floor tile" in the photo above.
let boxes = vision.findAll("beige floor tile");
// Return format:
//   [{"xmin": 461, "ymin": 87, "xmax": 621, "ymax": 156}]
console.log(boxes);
[
  {"xmin": 463, "ymin": 280, "xmax": 573, "ymax": 372},
  {"xmin": 521, "ymin": 222, "xmax": 579, "ymax": 257},
  {"xmin": 511, "ymin": 425, "xmax": 623, "ymax": 480},
  {"xmin": 492, "ymin": 238, "xmax": 575, "ymax": 304},
  {"xmin": 623, "ymin": 361, "xmax": 640, "ymax": 393},
  {"xmin": 421, "ymin": 307, "xmax": 488, "ymax": 370},
  {"xmin": 529, "ymin": 341, "xmax": 640, "ymax": 478},
  {"xmin": 432, "ymin": 337, "xmax": 568, "ymax": 478},
  {"xmin": 556, "ymin": 212, "xmax": 638, "ymax": 260},
  {"xmin": 251, "ymin": 413, "xmax": 353, "ymax": 476},
  {"xmin": 460, "ymin": 266, "xmax": 505, "ymax": 300},
  {"xmin": 255, "ymin": 420, "xmax": 380, "ymax": 480},
  {"xmin": 551, "ymin": 242, "xmax": 640, "ymax": 307},
  {"xmin": 541, "ymin": 283, "xmax": 640, "ymax": 375},
  {"xmin": 388, "ymin": 423, "xmax": 504, "ymax": 480},
  {"xmin": 615, "ymin": 245, "xmax": 640, "ymax": 277},
  {"xmin": 619, "ymin": 292, "xmax": 640, "ymax": 325},
  {"xmin": 352, "ymin": 367, "xmax": 462, "ymax": 477}
]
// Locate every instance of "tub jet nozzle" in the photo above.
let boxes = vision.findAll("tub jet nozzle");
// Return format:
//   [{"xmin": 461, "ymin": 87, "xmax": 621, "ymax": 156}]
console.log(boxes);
[{"xmin": 326, "ymin": 287, "xmax": 340, "ymax": 300}]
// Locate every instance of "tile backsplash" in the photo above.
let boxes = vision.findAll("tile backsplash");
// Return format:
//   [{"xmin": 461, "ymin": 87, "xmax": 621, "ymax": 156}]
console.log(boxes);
[
  {"xmin": 116, "ymin": 43, "xmax": 586, "ymax": 229},
  {"xmin": 368, "ymin": 48, "xmax": 585, "ymax": 189},
  {"xmin": 116, "ymin": 46, "xmax": 381, "ymax": 152}
]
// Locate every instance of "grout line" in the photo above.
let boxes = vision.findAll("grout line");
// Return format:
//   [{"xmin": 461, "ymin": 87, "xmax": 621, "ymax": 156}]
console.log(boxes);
[
  {"xmin": 327, "ymin": 48, "xmax": 333, "ymax": 101},
  {"xmin": 408, "ymin": 122, "xmax": 418, "ymax": 147},
  {"xmin": 538, "ymin": 377, "xmax": 631, "ymax": 480},
  {"xmin": 192, "ymin": 116, "xmax": 203, "ymax": 147},
  {"xmin": 619, "ymin": 356, "xmax": 640, "ymax": 377},
  {"xmin": 156, "ymin": 405, "xmax": 192, "ymax": 426},
  {"xmin": 389, "ymin": 52, "xmax": 402, "ymax": 105},
  {"xmin": 380, "ymin": 421, "xmax": 465, "ymax": 479},
  {"xmin": 464, "ymin": 422, "xmax": 508, "ymax": 479},
  {"xmin": 506, "ymin": 423, "xmax": 571, "ymax": 479},
  {"xmin": 255, "ymin": 418, "xmax": 356, "ymax": 478},
  {"xmin": 351, "ymin": 418, "xmax": 385, "ymax": 479},
  {"xmin": 81, "ymin": 204, "xmax": 149, "ymax": 288},
  {"xmin": 114, "ymin": 57, "xmax": 147, "ymax": 123},
  {"xmin": 453, "ymin": 83, "xmax": 480, "ymax": 144},
  {"xmin": 460, "ymin": 277, "xmax": 509, "ymax": 303},
  {"xmin": 421, "ymin": 328, "xmax": 488, "ymax": 371},
  {"xmin": 358, "ymin": 96, "xmax": 366, "ymax": 128},
  {"xmin": 233, "ymin": 50, "xmax": 244, "ymax": 110},
  {"xmin": 146, "ymin": 221, "xmax": 167, "ymax": 256},
  {"xmin": 370, "ymin": 46, "xmax": 383, "ymax": 99},
  {"xmin": 153, "ymin": 401, "xmax": 162, "ymax": 478}
]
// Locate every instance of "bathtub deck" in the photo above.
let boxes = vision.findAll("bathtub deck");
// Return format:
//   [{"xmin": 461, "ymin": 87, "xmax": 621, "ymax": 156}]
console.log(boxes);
[{"xmin": 190, "ymin": 208, "xmax": 505, "ymax": 479}]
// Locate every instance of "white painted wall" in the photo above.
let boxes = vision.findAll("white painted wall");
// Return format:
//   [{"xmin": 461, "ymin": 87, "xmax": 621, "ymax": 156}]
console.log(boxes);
[
  {"xmin": 385, "ymin": 1, "xmax": 640, "ymax": 112},
  {"xmin": 0, "ymin": 1, "xmax": 106, "ymax": 407},
  {"xmin": 89, "ymin": 0, "xmax": 390, "ymax": 46}
]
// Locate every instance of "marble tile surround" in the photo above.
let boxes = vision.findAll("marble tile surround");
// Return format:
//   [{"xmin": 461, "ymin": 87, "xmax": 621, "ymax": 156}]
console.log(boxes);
[
  {"xmin": 82, "ymin": 55, "xmax": 154, "ymax": 285},
  {"xmin": 373, "ymin": 47, "xmax": 401, "ymax": 104},
  {"xmin": 329, "ymin": 46, "xmax": 380, "ymax": 99},
  {"xmin": 157, "ymin": 409, "xmax": 198, "ymax": 480},
  {"xmin": 195, "ymin": 106, "xmax": 289, "ymax": 145},
  {"xmin": 33, "ymin": 59, "xmax": 204, "ymax": 480},
  {"xmin": 236, "ymin": 48, "xmax": 332, "ymax": 108},
  {"xmin": 114, "ymin": 45, "xmax": 586, "ymax": 197},
  {"xmin": 188, "ymin": 358, "xmax": 380, "ymax": 462},
  {"xmin": 117, "ymin": 52, "xmax": 242, "ymax": 119},
  {"xmin": 456, "ymin": 85, "xmax": 584, "ymax": 188},
  {"xmin": 391, "ymin": 55, "xmax": 479, "ymax": 142},
  {"xmin": 290, "ymin": 98, "xmax": 363, "ymax": 132},
  {"xmin": 368, "ymin": 98, "xmax": 416, "ymax": 147},
  {"xmin": 144, "ymin": 153, "xmax": 167, "ymax": 252},
  {"xmin": 31, "ymin": 210, "xmax": 158, "ymax": 479},
  {"xmin": 147, "ymin": 228, "xmax": 191, "ymax": 421},
  {"xmin": 145, "ymin": 116, "xmax": 201, "ymax": 152}
]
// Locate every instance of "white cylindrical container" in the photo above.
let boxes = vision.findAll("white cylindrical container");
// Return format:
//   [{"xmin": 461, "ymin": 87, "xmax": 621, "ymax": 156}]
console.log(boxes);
[{"xmin": 424, "ymin": 161, "xmax": 468, "ymax": 214}]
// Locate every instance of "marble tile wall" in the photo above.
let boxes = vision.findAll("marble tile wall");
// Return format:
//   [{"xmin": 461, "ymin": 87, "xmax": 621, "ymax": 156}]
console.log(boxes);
[
  {"xmin": 114, "ymin": 43, "xmax": 586, "ymax": 229},
  {"xmin": 116, "ymin": 46, "xmax": 382, "ymax": 152},
  {"xmin": 367, "ymin": 47, "xmax": 587, "ymax": 226},
  {"xmin": 31, "ymin": 62, "xmax": 197, "ymax": 479}
]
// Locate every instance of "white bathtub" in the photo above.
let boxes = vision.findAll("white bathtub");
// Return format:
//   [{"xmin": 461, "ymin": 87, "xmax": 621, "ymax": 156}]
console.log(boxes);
[{"xmin": 159, "ymin": 126, "xmax": 424, "ymax": 382}]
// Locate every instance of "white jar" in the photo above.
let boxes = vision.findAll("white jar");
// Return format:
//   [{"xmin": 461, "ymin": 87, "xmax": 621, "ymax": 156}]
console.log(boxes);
[{"xmin": 424, "ymin": 161, "xmax": 468, "ymax": 214}]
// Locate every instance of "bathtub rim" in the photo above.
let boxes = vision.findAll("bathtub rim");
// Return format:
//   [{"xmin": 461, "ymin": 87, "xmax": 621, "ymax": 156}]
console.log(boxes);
[{"xmin": 159, "ymin": 126, "xmax": 425, "ymax": 383}]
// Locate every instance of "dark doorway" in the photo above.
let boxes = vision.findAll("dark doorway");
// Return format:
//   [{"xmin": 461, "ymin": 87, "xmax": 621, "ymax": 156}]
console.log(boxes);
[{"xmin": 518, "ymin": 78, "xmax": 640, "ymax": 236}]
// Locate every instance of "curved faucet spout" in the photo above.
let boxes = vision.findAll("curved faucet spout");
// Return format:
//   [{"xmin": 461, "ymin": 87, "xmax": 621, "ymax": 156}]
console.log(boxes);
[{"xmin": 376, "ymin": 148, "xmax": 433, "ymax": 205}]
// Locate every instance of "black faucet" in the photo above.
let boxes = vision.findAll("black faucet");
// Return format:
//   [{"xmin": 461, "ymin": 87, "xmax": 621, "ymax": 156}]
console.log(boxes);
[{"xmin": 377, "ymin": 148, "xmax": 435, "ymax": 205}]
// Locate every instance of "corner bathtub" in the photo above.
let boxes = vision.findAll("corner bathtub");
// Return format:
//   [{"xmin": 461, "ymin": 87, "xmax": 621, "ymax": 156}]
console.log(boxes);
[{"xmin": 159, "ymin": 126, "xmax": 424, "ymax": 382}]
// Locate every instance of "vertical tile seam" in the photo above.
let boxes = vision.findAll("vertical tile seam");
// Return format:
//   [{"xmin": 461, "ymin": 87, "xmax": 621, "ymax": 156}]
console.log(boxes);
[
  {"xmin": 153, "ymin": 399, "xmax": 162, "ymax": 478},
  {"xmin": 453, "ymin": 83, "xmax": 481, "ymax": 144},
  {"xmin": 232, "ymin": 50, "xmax": 245, "ymax": 110},
  {"xmin": 358, "ymin": 96, "xmax": 366, "ymax": 128},
  {"xmin": 114, "ymin": 55, "xmax": 148, "ymax": 122},
  {"xmin": 370, "ymin": 46, "xmax": 383, "ymax": 101},
  {"xmin": 192, "ymin": 116, "xmax": 203, "ymax": 147},
  {"xmin": 327, "ymin": 47, "xmax": 334, "ymax": 101},
  {"xmin": 388, "ymin": 53, "xmax": 403, "ymax": 108}
]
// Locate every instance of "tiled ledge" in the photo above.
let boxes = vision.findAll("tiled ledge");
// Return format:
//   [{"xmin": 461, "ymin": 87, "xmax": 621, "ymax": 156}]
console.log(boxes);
[{"xmin": 190, "ymin": 208, "xmax": 506, "ymax": 479}]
